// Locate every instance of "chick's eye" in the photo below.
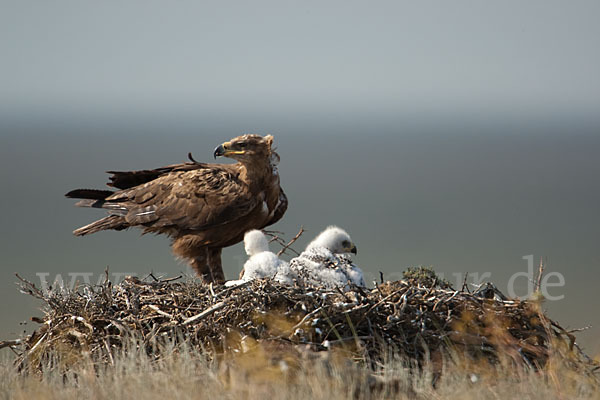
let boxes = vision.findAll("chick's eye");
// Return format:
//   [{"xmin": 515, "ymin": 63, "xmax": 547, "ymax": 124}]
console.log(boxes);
[
  {"xmin": 238, "ymin": 142, "xmax": 247, "ymax": 148},
  {"xmin": 342, "ymin": 240, "xmax": 351, "ymax": 248}
]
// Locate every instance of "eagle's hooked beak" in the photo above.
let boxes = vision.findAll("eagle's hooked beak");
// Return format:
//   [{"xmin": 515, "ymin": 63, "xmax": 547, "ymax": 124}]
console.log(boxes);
[
  {"xmin": 350, "ymin": 243, "xmax": 358, "ymax": 255},
  {"xmin": 213, "ymin": 144, "xmax": 225, "ymax": 159},
  {"xmin": 213, "ymin": 142, "xmax": 245, "ymax": 159}
]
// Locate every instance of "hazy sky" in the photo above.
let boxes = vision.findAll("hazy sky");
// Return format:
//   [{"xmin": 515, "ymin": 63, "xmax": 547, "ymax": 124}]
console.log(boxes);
[
  {"xmin": 1, "ymin": 1, "xmax": 599, "ymax": 354},
  {"xmin": 1, "ymin": 1, "xmax": 599, "ymax": 115}
]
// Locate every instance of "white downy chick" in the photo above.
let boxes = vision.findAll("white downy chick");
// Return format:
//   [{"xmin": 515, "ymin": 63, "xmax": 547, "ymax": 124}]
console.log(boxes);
[
  {"xmin": 289, "ymin": 226, "xmax": 365, "ymax": 290},
  {"xmin": 225, "ymin": 230, "xmax": 292, "ymax": 286}
]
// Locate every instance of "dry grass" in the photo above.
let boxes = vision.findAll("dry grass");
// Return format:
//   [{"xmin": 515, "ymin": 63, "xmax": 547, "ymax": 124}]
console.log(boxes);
[{"xmin": 2, "ymin": 339, "xmax": 599, "ymax": 400}]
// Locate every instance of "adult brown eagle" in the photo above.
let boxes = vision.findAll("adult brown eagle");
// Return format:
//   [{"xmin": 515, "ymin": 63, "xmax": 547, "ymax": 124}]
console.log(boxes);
[{"xmin": 66, "ymin": 134, "xmax": 287, "ymax": 284}]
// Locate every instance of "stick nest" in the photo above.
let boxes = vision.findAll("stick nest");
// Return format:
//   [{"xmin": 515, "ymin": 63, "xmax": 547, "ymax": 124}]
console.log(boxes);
[{"xmin": 7, "ymin": 268, "xmax": 599, "ymax": 378}]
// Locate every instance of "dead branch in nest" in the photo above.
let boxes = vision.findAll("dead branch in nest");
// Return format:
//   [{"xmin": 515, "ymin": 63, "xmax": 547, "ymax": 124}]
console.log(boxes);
[
  {"xmin": 535, "ymin": 256, "xmax": 545, "ymax": 292},
  {"xmin": 0, "ymin": 339, "xmax": 21, "ymax": 350},
  {"xmin": 262, "ymin": 226, "xmax": 304, "ymax": 256},
  {"xmin": 15, "ymin": 274, "xmax": 45, "ymax": 300},
  {"xmin": 276, "ymin": 226, "xmax": 304, "ymax": 256},
  {"xmin": 263, "ymin": 230, "xmax": 289, "ymax": 248},
  {"xmin": 182, "ymin": 301, "xmax": 227, "ymax": 325}
]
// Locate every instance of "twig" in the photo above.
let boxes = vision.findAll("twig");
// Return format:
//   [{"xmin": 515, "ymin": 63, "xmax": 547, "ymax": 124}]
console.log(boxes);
[
  {"xmin": 263, "ymin": 231, "xmax": 287, "ymax": 247},
  {"xmin": 461, "ymin": 273, "xmax": 469, "ymax": 292},
  {"xmin": 345, "ymin": 313, "xmax": 359, "ymax": 346},
  {"xmin": 535, "ymin": 256, "xmax": 545, "ymax": 292},
  {"xmin": 567, "ymin": 326, "xmax": 591, "ymax": 334},
  {"xmin": 147, "ymin": 305, "xmax": 175, "ymax": 319},
  {"xmin": 263, "ymin": 229, "xmax": 285, "ymax": 236},
  {"xmin": 15, "ymin": 273, "xmax": 45, "ymax": 299},
  {"xmin": 182, "ymin": 301, "xmax": 226, "ymax": 325},
  {"xmin": 289, "ymin": 307, "xmax": 323, "ymax": 336},
  {"xmin": 336, "ymin": 286, "xmax": 351, "ymax": 302},
  {"xmin": 0, "ymin": 339, "xmax": 21, "ymax": 349},
  {"xmin": 218, "ymin": 281, "xmax": 251, "ymax": 296},
  {"xmin": 277, "ymin": 226, "xmax": 305, "ymax": 257},
  {"xmin": 144, "ymin": 272, "xmax": 159, "ymax": 282},
  {"xmin": 159, "ymin": 275, "xmax": 183, "ymax": 283},
  {"xmin": 103, "ymin": 266, "xmax": 110, "ymax": 285},
  {"xmin": 320, "ymin": 309, "xmax": 344, "ymax": 342},
  {"xmin": 27, "ymin": 332, "xmax": 48, "ymax": 355}
]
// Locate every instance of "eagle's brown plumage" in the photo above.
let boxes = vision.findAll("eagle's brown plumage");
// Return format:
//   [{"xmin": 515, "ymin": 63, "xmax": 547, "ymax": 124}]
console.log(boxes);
[{"xmin": 66, "ymin": 134, "xmax": 287, "ymax": 284}]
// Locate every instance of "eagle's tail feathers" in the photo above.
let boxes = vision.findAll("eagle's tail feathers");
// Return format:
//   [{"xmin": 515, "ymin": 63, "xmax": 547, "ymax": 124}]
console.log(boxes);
[
  {"xmin": 65, "ymin": 189, "xmax": 114, "ymax": 200},
  {"xmin": 73, "ymin": 199, "xmax": 128, "ymax": 216},
  {"xmin": 73, "ymin": 215, "xmax": 128, "ymax": 236},
  {"xmin": 74, "ymin": 199, "xmax": 104, "ymax": 208}
]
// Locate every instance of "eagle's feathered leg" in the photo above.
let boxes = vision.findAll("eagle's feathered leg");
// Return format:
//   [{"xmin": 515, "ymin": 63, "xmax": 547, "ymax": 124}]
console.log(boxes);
[
  {"xmin": 188, "ymin": 248, "xmax": 225, "ymax": 284},
  {"xmin": 189, "ymin": 249, "xmax": 211, "ymax": 282},
  {"xmin": 173, "ymin": 236, "xmax": 221, "ymax": 283},
  {"xmin": 207, "ymin": 248, "xmax": 225, "ymax": 284}
]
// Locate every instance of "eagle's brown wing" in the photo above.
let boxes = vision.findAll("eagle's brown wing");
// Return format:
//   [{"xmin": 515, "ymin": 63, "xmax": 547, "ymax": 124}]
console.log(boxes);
[
  {"xmin": 107, "ymin": 160, "xmax": 208, "ymax": 190},
  {"xmin": 103, "ymin": 166, "xmax": 259, "ymax": 232}
]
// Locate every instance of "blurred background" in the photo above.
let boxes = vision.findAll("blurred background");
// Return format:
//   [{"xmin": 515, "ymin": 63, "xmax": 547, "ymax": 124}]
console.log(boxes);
[{"xmin": 1, "ymin": 1, "xmax": 599, "ymax": 354}]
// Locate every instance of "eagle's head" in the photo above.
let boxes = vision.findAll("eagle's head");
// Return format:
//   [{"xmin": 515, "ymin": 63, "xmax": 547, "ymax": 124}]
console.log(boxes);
[
  {"xmin": 306, "ymin": 226, "xmax": 358, "ymax": 255},
  {"xmin": 213, "ymin": 134, "xmax": 274, "ymax": 163}
]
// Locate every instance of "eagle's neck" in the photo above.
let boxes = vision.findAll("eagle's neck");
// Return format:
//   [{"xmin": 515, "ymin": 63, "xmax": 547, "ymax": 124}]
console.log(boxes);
[{"xmin": 237, "ymin": 158, "xmax": 273, "ymax": 191}]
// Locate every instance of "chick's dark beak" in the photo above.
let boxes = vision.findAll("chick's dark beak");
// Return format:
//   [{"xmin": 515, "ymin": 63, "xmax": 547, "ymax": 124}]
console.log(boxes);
[
  {"xmin": 350, "ymin": 244, "xmax": 358, "ymax": 255},
  {"xmin": 213, "ymin": 144, "xmax": 225, "ymax": 159}
]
